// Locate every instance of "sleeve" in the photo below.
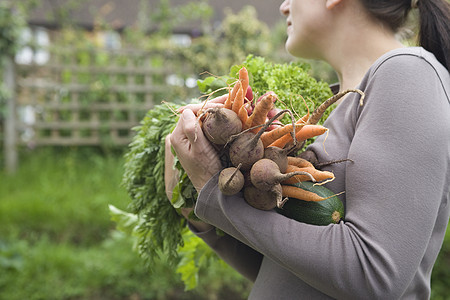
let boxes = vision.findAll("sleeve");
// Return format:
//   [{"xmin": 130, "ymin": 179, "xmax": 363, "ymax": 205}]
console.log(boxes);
[
  {"xmin": 188, "ymin": 197, "xmax": 263, "ymax": 282},
  {"xmin": 194, "ymin": 55, "xmax": 450, "ymax": 299}
]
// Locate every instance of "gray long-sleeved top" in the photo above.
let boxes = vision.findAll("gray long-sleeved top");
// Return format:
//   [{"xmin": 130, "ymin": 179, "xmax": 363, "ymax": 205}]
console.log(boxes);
[{"xmin": 192, "ymin": 47, "xmax": 450, "ymax": 299}]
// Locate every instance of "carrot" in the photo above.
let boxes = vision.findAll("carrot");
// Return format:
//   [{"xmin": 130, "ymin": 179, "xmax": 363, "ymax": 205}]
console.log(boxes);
[
  {"xmin": 224, "ymin": 89, "xmax": 233, "ymax": 110},
  {"xmin": 238, "ymin": 104, "xmax": 249, "ymax": 128},
  {"xmin": 296, "ymin": 124, "xmax": 328, "ymax": 141},
  {"xmin": 246, "ymin": 93, "xmax": 275, "ymax": 133},
  {"xmin": 282, "ymin": 165, "xmax": 335, "ymax": 184},
  {"xmin": 232, "ymin": 82, "xmax": 244, "ymax": 115},
  {"xmin": 298, "ymin": 111, "xmax": 310, "ymax": 124},
  {"xmin": 239, "ymin": 67, "xmax": 249, "ymax": 99},
  {"xmin": 198, "ymin": 115, "xmax": 203, "ymax": 129},
  {"xmin": 307, "ymin": 89, "xmax": 365, "ymax": 125},
  {"xmin": 260, "ymin": 113, "xmax": 309, "ymax": 148},
  {"xmin": 260, "ymin": 123, "xmax": 304, "ymax": 148},
  {"xmin": 267, "ymin": 132, "xmax": 294, "ymax": 149},
  {"xmin": 281, "ymin": 185, "xmax": 328, "ymax": 202},
  {"xmin": 269, "ymin": 124, "xmax": 328, "ymax": 149},
  {"xmin": 223, "ymin": 80, "xmax": 241, "ymax": 110},
  {"xmin": 244, "ymin": 115, "xmax": 254, "ymax": 131},
  {"xmin": 287, "ymin": 156, "xmax": 314, "ymax": 168}
]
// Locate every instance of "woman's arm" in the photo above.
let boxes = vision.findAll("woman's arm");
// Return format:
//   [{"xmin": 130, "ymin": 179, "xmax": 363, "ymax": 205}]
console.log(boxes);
[{"xmin": 194, "ymin": 55, "xmax": 450, "ymax": 298}]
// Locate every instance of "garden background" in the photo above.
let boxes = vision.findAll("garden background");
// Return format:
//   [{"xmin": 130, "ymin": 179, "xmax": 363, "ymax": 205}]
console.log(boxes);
[{"xmin": 1, "ymin": 1, "xmax": 448, "ymax": 299}]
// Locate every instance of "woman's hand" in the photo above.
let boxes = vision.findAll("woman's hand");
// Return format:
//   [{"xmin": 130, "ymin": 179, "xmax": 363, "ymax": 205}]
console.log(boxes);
[
  {"xmin": 178, "ymin": 94, "xmax": 227, "ymax": 114},
  {"xmin": 165, "ymin": 94, "xmax": 227, "ymax": 197},
  {"xmin": 164, "ymin": 94, "xmax": 227, "ymax": 232},
  {"xmin": 170, "ymin": 108, "xmax": 222, "ymax": 193},
  {"xmin": 165, "ymin": 133, "xmax": 214, "ymax": 232},
  {"xmin": 165, "ymin": 108, "xmax": 221, "ymax": 232}
]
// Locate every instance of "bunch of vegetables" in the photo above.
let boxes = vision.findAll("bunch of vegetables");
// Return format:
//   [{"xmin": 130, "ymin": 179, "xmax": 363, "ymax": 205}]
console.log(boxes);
[
  {"xmin": 115, "ymin": 55, "xmax": 364, "ymax": 289},
  {"xmin": 197, "ymin": 66, "xmax": 363, "ymax": 213}
]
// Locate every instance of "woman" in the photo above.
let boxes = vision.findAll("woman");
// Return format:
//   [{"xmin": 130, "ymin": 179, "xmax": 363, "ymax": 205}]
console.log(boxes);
[{"xmin": 166, "ymin": 0, "xmax": 450, "ymax": 298}]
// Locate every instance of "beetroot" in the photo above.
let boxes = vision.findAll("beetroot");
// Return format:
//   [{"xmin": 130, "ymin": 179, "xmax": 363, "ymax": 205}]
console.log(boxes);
[
  {"xmin": 228, "ymin": 131, "xmax": 264, "ymax": 171},
  {"xmin": 202, "ymin": 108, "xmax": 242, "ymax": 145},
  {"xmin": 244, "ymin": 184, "xmax": 282, "ymax": 210},
  {"xmin": 250, "ymin": 158, "xmax": 315, "ymax": 191},
  {"xmin": 228, "ymin": 108, "xmax": 294, "ymax": 171},
  {"xmin": 264, "ymin": 146, "xmax": 289, "ymax": 173},
  {"xmin": 218, "ymin": 165, "xmax": 245, "ymax": 196}
]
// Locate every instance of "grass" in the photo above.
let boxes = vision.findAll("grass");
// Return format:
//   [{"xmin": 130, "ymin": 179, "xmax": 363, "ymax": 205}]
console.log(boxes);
[
  {"xmin": 0, "ymin": 148, "xmax": 126, "ymax": 245},
  {"xmin": 0, "ymin": 147, "xmax": 250, "ymax": 300},
  {"xmin": 0, "ymin": 147, "xmax": 448, "ymax": 299}
]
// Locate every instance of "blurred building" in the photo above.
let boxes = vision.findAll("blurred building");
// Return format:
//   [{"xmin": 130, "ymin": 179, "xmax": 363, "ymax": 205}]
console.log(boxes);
[
  {"xmin": 2, "ymin": 0, "xmax": 284, "ymax": 63},
  {"xmin": 23, "ymin": 0, "xmax": 283, "ymax": 32}
]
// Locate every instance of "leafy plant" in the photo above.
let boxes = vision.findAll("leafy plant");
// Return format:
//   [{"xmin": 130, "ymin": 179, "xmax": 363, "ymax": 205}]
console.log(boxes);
[
  {"xmin": 0, "ymin": 2, "xmax": 27, "ymax": 120},
  {"xmin": 121, "ymin": 102, "xmax": 186, "ymax": 267},
  {"xmin": 199, "ymin": 55, "xmax": 333, "ymax": 124},
  {"xmin": 0, "ymin": 2, "xmax": 26, "ymax": 60}
]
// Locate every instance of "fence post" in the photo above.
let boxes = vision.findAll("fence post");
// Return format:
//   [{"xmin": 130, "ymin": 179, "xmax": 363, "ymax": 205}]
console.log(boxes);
[{"xmin": 4, "ymin": 57, "xmax": 17, "ymax": 173}]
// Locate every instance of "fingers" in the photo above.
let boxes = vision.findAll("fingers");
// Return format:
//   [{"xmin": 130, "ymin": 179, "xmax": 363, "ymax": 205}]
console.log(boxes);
[
  {"xmin": 170, "ymin": 109, "xmax": 204, "ymax": 152},
  {"xmin": 165, "ymin": 133, "xmax": 173, "ymax": 153},
  {"xmin": 178, "ymin": 102, "xmax": 223, "ymax": 115},
  {"xmin": 170, "ymin": 112, "xmax": 189, "ymax": 155},
  {"xmin": 178, "ymin": 94, "xmax": 227, "ymax": 114},
  {"xmin": 179, "ymin": 109, "xmax": 210, "ymax": 151},
  {"xmin": 184, "ymin": 111, "xmax": 199, "ymax": 145},
  {"xmin": 171, "ymin": 108, "xmax": 220, "ymax": 164},
  {"xmin": 208, "ymin": 94, "xmax": 228, "ymax": 104}
]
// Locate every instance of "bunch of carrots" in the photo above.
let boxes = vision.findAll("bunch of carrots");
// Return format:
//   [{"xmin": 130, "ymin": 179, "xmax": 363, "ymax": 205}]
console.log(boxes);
[{"xmin": 196, "ymin": 67, "xmax": 364, "ymax": 209}]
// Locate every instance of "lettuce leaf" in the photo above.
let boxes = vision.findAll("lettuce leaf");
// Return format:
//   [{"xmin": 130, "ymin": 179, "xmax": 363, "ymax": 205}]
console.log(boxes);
[{"xmin": 199, "ymin": 55, "xmax": 333, "ymax": 123}]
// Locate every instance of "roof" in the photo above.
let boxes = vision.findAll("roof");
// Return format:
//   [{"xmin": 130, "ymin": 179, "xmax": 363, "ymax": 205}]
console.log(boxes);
[{"xmin": 8, "ymin": 0, "xmax": 284, "ymax": 32}]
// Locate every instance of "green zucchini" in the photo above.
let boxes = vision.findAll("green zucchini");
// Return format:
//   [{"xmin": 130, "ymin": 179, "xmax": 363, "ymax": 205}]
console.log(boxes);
[{"xmin": 275, "ymin": 181, "xmax": 344, "ymax": 226}]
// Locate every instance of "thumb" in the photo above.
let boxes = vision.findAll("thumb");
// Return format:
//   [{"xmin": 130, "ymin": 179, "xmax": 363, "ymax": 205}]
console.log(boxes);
[
  {"xmin": 180, "ymin": 109, "xmax": 199, "ymax": 143},
  {"xmin": 209, "ymin": 94, "xmax": 228, "ymax": 104}
]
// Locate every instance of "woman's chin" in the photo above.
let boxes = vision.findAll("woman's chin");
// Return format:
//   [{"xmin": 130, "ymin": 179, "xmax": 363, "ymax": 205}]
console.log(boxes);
[
  {"xmin": 285, "ymin": 40, "xmax": 316, "ymax": 59},
  {"xmin": 284, "ymin": 39, "xmax": 296, "ymax": 55},
  {"xmin": 285, "ymin": 41, "xmax": 301, "ymax": 57}
]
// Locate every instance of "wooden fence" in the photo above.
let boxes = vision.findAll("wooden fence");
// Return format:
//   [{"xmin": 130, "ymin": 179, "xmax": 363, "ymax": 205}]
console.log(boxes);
[{"xmin": 3, "ymin": 47, "xmax": 197, "ymax": 172}]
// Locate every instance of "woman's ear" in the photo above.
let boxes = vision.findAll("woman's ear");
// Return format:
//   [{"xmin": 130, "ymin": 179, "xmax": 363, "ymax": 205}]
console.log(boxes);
[{"xmin": 326, "ymin": 0, "xmax": 342, "ymax": 9}]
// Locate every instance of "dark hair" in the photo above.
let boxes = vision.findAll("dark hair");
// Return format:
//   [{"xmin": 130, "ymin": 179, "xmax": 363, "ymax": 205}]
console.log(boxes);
[{"xmin": 361, "ymin": 0, "xmax": 450, "ymax": 72}]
